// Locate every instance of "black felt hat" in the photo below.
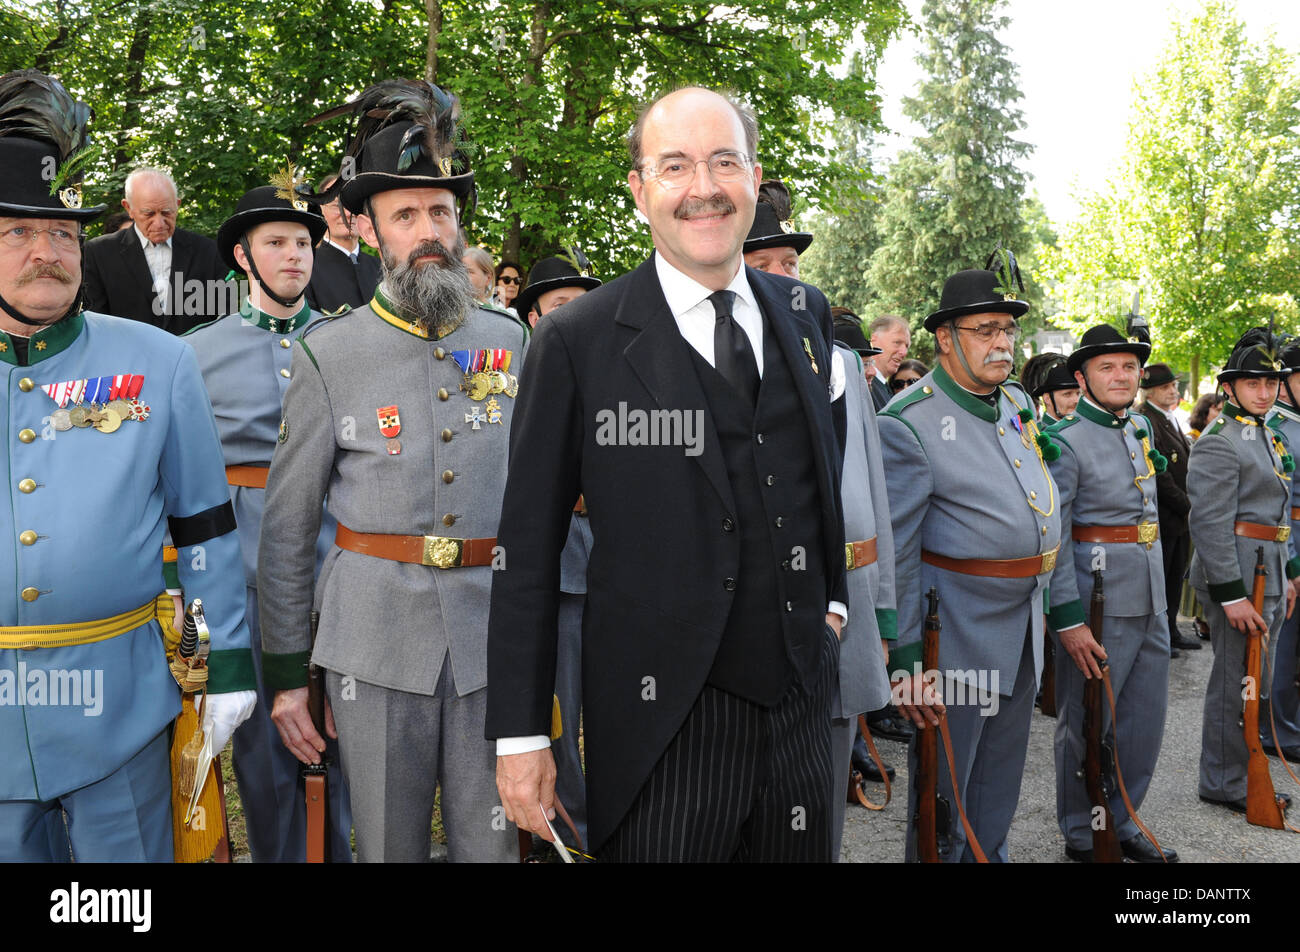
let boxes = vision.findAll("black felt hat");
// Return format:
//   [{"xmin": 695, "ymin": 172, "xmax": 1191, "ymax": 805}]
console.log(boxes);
[
  {"xmin": 831, "ymin": 311, "xmax": 881, "ymax": 357},
  {"xmin": 1140, "ymin": 362, "xmax": 1178, "ymax": 389},
  {"xmin": 743, "ymin": 181, "xmax": 812, "ymax": 254},
  {"xmin": 217, "ymin": 180, "xmax": 326, "ymax": 275},
  {"xmin": 1066, "ymin": 324, "xmax": 1151, "ymax": 374},
  {"xmin": 924, "ymin": 269, "xmax": 1028, "ymax": 332},
  {"xmin": 1218, "ymin": 327, "xmax": 1287, "ymax": 382},
  {"xmin": 0, "ymin": 70, "xmax": 105, "ymax": 222},
  {"xmin": 514, "ymin": 248, "xmax": 601, "ymax": 318},
  {"xmin": 1021, "ymin": 352, "xmax": 1078, "ymax": 398},
  {"xmin": 339, "ymin": 120, "xmax": 474, "ymax": 214}
]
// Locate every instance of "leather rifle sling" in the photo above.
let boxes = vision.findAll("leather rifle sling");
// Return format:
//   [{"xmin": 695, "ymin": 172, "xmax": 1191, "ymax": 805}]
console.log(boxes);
[
  {"xmin": 850, "ymin": 715, "xmax": 892, "ymax": 811},
  {"xmin": 1244, "ymin": 554, "xmax": 1287, "ymax": 829},
  {"xmin": 1099, "ymin": 669, "xmax": 1168, "ymax": 859},
  {"xmin": 212, "ymin": 753, "xmax": 233, "ymax": 863},
  {"xmin": 517, "ymin": 795, "xmax": 589, "ymax": 862},
  {"xmin": 936, "ymin": 713, "xmax": 988, "ymax": 863},
  {"xmin": 305, "ymin": 772, "xmax": 328, "ymax": 862},
  {"xmin": 1260, "ymin": 636, "xmax": 1300, "ymax": 833}
]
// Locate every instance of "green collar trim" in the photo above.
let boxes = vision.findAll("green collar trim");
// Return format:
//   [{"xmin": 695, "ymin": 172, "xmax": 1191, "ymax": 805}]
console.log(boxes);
[
  {"xmin": 933, "ymin": 362, "xmax": 998, "ymax": 422},
  {"xmin": 371, "ymin": 286, "xmax": 465, "ymax": 341},
  {"xmin": 1270, "ymin": 402, "xmax": 1300, "ymax": 425},
  {"xmin": 0, "ymin": 310, "xmax": 85, "ymax": 366},
  {"xmin": 1075, "ymin": 397, "xmax": 1129, "ymax": 428},
  {"xmin": 240, "ymin": 297, "xmax": 311, "ymax": 335}
]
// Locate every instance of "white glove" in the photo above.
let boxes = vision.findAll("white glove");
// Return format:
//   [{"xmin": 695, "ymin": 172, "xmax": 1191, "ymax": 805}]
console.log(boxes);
[{"xmin": 200, "ymin": 689, "xmax": 257, "ymax": 753}]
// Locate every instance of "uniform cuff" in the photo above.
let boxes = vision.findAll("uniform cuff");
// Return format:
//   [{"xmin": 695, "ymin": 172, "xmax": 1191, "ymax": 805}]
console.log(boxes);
[
  {"xmin": 1208, "ymin": 578, "xmax": 1248, "ymax": 603},
  {"xmin": 1047, "ymin": 600, "xmax": 1085, "ymax": 631},
  {"xmin": 497, "ymin": 735, "xmax": 551, "ymax": 756},
  {"xmin": 162, "ymin": 559, "xmax": 180, "ymax": 591},
  {"xmin": 263, "ymin": 650, "xmax": 311, "ymax": 692},
  {"xmin": 1287, "ymin": 557, "xmax": 1300, "ymax": 580},
  {"xmin": 888, "ymin": 640, "xmax": 922, "ymax": 680},
  {"xmin": 206, "ymin": 648, "xmax": 256, "ymax": 693},
  {"xmin": 875, "ymin": 607, "xmax": 898, "ymax": 641}
]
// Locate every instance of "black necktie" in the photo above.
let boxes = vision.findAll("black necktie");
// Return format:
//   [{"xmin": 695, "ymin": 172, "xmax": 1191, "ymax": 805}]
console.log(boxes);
[{"xmin": 710, "ymin": 290, "xmax": 759, "ymax": 405}]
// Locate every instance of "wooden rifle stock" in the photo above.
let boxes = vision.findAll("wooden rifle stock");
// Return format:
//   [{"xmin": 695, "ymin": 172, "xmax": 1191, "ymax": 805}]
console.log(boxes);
[
  {"xmin": 1244, "ymin": 548, "xmax": 1286, "ymax": 829},
  {"xmin": 1082, "ymin": 570, "xmax": 1122, "ymax": 861},
  {"xmin": 915, "ymin": 588, "xmax": 942, "ymax": 862},
  {"xmin": 304, "ymin": 609, "xmax": 332, "ymax": 861},
  {"xmin": 1040, "ymin": 629, "xmax": 1057, "ymax": 718}
]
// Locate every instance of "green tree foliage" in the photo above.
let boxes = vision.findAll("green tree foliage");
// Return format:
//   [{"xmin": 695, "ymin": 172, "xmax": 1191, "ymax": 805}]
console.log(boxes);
[
  {"xmin": 2, "ymin": 0, "xmax": 908, "ymax": 278},
  {"xmin": 1037, "ymin": 1, "xmax": 1300, "ymax": 395},
  {"xmin": 867, "ymin": 0, "xmax": 1039, "ymax": 340}
]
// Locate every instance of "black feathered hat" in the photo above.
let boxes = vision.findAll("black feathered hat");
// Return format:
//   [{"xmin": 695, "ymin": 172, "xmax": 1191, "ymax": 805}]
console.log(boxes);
[
  {"xmin": 514, "ymin": 246, "xmax": 601, "ymax": 318},
  {"xmin": 217, "ymin": 168, "xmax": 326, "ymax": 276},
  {"xmin": 743, "ymin": 180, "xmax": 812, "ymax": 254},
  {"xmin": 1021, "ymin": 352, "xmax": 1078, "ymax": 398},
  {"xmin": 1066, "ymin": 324, "xmax": 1151, "ymax": 375},
  {"xmin": 1140, "ymin": 362, "xmax": 1178, "ymax": 389},
  {"xmin": 1218, "ymin": 327, "xmax": 1287, "ymax": 383},
  {"xmin": 831, "ymin": 307, "xmax": 881, "ymax": 357},
  {"xmin": 924, "ymin": 247, "xmax": 1029, "ymax": 332}
]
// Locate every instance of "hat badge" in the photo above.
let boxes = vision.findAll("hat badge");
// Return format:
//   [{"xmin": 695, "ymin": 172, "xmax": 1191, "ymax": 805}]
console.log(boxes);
[
  {"xmin": 779, "ymin": 219, "xmax": 794, "ymax": 234},
  {"xmin": 270, "ymin": 162, "xmax": 309, "ymax": 212},
  {"xmin": 57, "ymin": 185, "xmax": 83, "ymax": 210},
  {"xmin": 438, "ymin": 156, "xmax": 454, "ymax": 177}
]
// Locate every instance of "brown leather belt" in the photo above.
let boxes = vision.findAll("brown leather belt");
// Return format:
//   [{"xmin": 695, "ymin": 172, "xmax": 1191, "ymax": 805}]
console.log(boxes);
[
  {"xmin": 922, "ymin": 545, "xmax": 1059, "ymax": 578},
  {"xmin": 845, "ymin": 537, "xmax": 878, "ymax": 571},
  {"xmin": 574, "ymin": 495, "xmax": 586, "ymax": 516},
  {"xmin": 1234, "ymin": 521, "xmax": 1291, "ymax": 543},
  {"xmin": 1292, "ymin": 507, "xmax": 1300, "ymax": 522},
  {"xmin": 1072, "ymin": 523, "xmax": 1159, "ymax": 545},
  {"xmin": 226, "ymin": 465, "xmax": 269, "ymax": 489},
  {"xmin": 335, "ymin": 523, "xmax": 496, "ymax": 568}
]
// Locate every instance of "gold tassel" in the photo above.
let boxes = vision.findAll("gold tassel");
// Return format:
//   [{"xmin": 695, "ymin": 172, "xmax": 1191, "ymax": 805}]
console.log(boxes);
[{"xmin": 169, "ymin": 693, "xmax": 223, "ymax": 862}]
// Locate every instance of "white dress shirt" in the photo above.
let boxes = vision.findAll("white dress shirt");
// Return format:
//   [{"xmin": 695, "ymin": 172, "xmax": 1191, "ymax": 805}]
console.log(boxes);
[
  {"xmin": 325, "ymin": 237, "xmax": 359, "ymax": 262},
  {"xmin": 136, "ymin": 226, "xmax": 173, "ymax": 310}
]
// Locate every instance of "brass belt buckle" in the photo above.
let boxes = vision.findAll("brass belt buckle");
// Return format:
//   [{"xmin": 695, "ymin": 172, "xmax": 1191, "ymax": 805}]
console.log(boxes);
[
  {"xmin": 1278, "ymin": 526, "xmax": 1291, "ymax": 543},
  {"xmin": 845, "ymin": 542, "xmax": 856, "ymax": 571},
  {"xmin": 1137, "ymin": 522, "xmax": 1159, "ymax": 544},
  {"xmin": 1039, "ymin": 547, "xmax": 1058, "ymax": 574},
  {"xmin": 422, "ymin": 535, "xmax": 463, "ymax": 569}
]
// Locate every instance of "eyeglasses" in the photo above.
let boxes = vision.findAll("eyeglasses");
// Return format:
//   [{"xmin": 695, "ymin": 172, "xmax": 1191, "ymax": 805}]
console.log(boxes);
[
  {"xmin": 890, "ymin": 376, "xmax": 921, "ymax": 392},
  {"xmin": 954, "ymin": 321, "xmax": 1019, "ymax": 343},
  {"xmin": 0, "ymin": 225, "xmax": 80, "ymax": 252},
  {"xmin": 498, "ymin": 275, "xmax": 522, "ymax": 286},
  {"xmin": 639, "ymin": 152, "xmax": 753, "ymax": 189}
]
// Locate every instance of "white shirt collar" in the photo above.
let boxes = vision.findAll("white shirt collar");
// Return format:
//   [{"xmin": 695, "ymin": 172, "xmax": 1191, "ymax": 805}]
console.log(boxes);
[
  {"xmin": 134, "ymin": 225, "xmax": 172, "ymax": 249},
  {"xmin": 653, "ymin": 252, "xmax": 756, "ymax": 321},
  {"xmin": 325, "ymin": 237, "xmax": 359, "ymax": 260},
  {"xmin": 1143, "ymin": 400, "xmax": 1173, "ymax": 422}
]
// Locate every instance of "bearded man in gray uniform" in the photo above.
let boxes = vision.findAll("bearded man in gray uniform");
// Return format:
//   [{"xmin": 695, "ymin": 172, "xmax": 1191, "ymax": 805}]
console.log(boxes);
[
  {"xmin": 258, "ymin": 81, "xmax": 525, "ymax": 862},
  {"xmin": 880, "ymin": 254, "xmax": 1060, "ymax": 862},
  {"xmin": 1044, "ymin": 323, "xmax": 1178, "ymax": 863},
  {"xmin": 1191, "ymin": 328, "xmax": 1298, "ymax": 814}
]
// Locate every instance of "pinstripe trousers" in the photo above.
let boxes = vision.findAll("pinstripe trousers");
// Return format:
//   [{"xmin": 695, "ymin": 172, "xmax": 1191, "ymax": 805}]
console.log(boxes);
[{"xmin": 599, "ymin": 624, "xmax": 839, "ymax": 863}]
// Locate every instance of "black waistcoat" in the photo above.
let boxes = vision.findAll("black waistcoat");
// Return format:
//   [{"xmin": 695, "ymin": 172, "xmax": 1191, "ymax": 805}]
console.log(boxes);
[{"xmin": 687, "ymin": 311, "xmax": 829, "ymax": 706}]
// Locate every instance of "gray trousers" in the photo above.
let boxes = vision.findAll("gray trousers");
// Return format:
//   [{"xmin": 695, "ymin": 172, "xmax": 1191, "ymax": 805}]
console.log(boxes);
[
  {"xmin": 1261, "ymin": 599, "xmax": 1300, "ymax": 750},
  {"xmin": 326, "ymin": 661, "xmax": 516, "ymax": 863},
  {"xmin": 553, "ymin": 593, "xmax": 588, "ymax": 846},
  {"xmin": 1199, "ymin": 591, "xmax": 1284, "ymax": 801},
  {"xmin": 1053, "ymin": 612, "xmax": 1169, "ymax": 849},
  {"xmin": 905, "ymin": 629, "xmax": 1036, "ymax": 863},
  {"xmin": 830, "ymin": 715, "xmax": 856, "ymax": 861}
]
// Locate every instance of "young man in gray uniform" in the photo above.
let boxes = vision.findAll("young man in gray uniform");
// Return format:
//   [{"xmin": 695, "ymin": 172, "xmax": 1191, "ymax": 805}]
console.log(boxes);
[
  {"xmin": 881, "ymin": 255, "xmax": 1060, "ymax": 862},
  {"xmin": 258, "ymin": 81, "xmax": 526, "ymax": 862},
  {"xmin": 1191, "ymin": 328, "xmax": 1297, "ymax": 814},
  {"xmin": 185, "ymin": 179, "xmax": 353, "ymax": 862},
  {"xmin": 1044, "ymin": 323, "xmax": 1178, "ymax": 862}
]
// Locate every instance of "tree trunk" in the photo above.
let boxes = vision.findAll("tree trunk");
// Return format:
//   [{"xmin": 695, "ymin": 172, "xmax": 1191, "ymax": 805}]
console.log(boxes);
[
  {"xmin": 425, "ymin": 0, "xmax": 441, "ymax": 82},
  {"xmin": 1190, "ymin": 352, "xmax": 1200, "ymax": 400},
  {"xmin": 113, "ymin": 6, "xmax": 152, "ymax": 175}
]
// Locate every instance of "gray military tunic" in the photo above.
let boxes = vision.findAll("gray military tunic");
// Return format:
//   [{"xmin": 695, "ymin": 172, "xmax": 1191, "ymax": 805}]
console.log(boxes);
[
  {"xmin": 1265, "ymin": 402, "xmax": 1300, "ymax": 751},
  {"xmin": 1188, "ymin": 402, "xmax": 1300, "ymax": 801},
  {"xmin": 879, "ymin": 362, "xmax": 1061, "ymax": 862},
  {"xmin": 1045, "ymin": 398, "xmax": 1170, "ymax": 850},
  {"xmin": 258, "ymin": 288, "xmax": 527, "ymax": 861}
]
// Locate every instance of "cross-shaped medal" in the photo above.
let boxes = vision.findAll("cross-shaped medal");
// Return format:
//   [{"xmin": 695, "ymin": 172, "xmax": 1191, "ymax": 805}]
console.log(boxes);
[{"xmin": 465, "ymin": 405, "xmax": 486, "ymax": 430}]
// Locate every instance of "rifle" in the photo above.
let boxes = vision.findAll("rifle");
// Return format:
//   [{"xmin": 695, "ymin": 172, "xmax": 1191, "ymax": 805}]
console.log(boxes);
[
  {"xmin": 1039, "ymin": 628, "xmax": 1058, "ymax": 718},
  {"xmin": 1243, "ymin": 548, "xmax": 1286, "ymax": 829},
  {"xmin": 914, "ymin": 588, "xmax": 948, "ymax": 861},
  {"xmin": 1081, "ymin": 570, "xmax": 1122, "ymax": 862},
  {"xmin": 304, "ymin": 609, "xmax": 332, "ymax": 861}
]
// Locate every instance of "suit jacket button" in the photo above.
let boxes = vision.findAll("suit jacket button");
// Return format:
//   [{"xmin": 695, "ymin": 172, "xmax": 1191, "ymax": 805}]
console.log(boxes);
[
  {"xmin": 442, "ymin": 513, "xmax": 456, "ymax": 527},
  {"xmin": 722, "ymin": 517, "xmax": 734, "ymax": 531},
  {"xmin": 756, "ymin": 433, "xmax": 765, "ymax": 444},
  {"xmin": 785, "ymin": 601, "xmax": 793, "ymax": 612},
  {"xmin": 774, "ymin": 516, "xmax": 783, "ymax": 528},
  {"xmin": 21, "ymin": 587, "xmax": 39, "ymax": 602},
  {"xmin": 766, "ymin": 474, "xmax": 775, "ymax": 486},
  {"xmin": 441, "ymin": 429, "xmax": 453, "ymax": 442},
  {"xmin": 782, "ymin": 560, "xmax": 791, "ymax": 570},
  {"xmin": 723, "ymin": 577, "xmax": 736, "ymax": 591}
]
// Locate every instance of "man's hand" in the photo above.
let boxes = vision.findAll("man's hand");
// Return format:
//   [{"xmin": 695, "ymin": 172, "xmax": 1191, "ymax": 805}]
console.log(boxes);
[
  {"xmin": 497, "ymin": 749, "xmax": 557, "ymax": 840},
  {"xmin": 1224, "ymin": 600, "xmax": 1267, "ymax": 635},
  {"xmin": 880, "ymin": 639, "xmax": 890, "ymax": 664},
  {"xmin": 891, "ymin": 671, "xmax": 945, "ymax": 730},
  {"xmin": 1288, "ymin": 580, "xmax": 1297, "ymax": 620},
  {"xmin": 1059, "ymin": 624, "xmax": 1107, "ymax": 679},
  {"xmin": 270, "ymin": 687, "xmax": 334, "ymax": 765},
  {"xmin": 825, "ymin": 612, "xmax": 842, "ymax": 642},
  {"xmin": 170, "ymin": 594, "xmax": 184, "ymax": 637}
]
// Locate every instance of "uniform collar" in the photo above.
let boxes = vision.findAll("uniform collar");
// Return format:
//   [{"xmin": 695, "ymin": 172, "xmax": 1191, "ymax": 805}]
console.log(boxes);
[
  {"xmin": 1270, "ymin": 401, "xmax": 1300, "ymax": 425},
  {"xmin": 369, "ymin": 285, "xmax": 465, "ymax": 341},
  {"xmin": 0, "ymin": 311, "xmax": 85, "ymax": 366},
  {"xmin": 932, "ymin": 361, "xmax": 1000, "ymax": 422},
  {"xmin": 1076, "ymin": 395, "xmax": 1129, "ymax": 428},
  {"xmin": 240, "ymin": 296, "xmax": 311, "ymax": 334}
]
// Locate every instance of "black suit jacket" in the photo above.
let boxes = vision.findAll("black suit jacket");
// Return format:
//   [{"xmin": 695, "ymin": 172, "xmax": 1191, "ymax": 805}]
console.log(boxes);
[
  {"xmin": 305, "ymin": 242, "xmax": 382, "ymax": 313},
  {"xmin": 1138, "ymin": 401, "xmax": 1191, "ymax": 539},
  {"xmin": 82, "ymin": 226, "xmax": 229, "ymax": 335},
  {"xmin": 486, "ymin": 256, "xmax": 847, "ymax": 851},
  {"xmin": 870, "ymin": 374, "xmax": 892, "ymax": 411}
]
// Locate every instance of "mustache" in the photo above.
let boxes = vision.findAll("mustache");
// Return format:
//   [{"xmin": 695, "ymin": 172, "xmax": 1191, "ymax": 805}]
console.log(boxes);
[
  {"xmin": 16, "ymin": 264, "xmax": 74, "ymax": 286},
  {"xmin": 675, "ymin": 194, "xmax": 736, "ymax": 220},
  {"xmin": 406, "ymin": 239, "xmax": 455, "ymax": 269},
  {"xmin": 985, "ymin": 350, "xmax": 1014, "ymax": 365}
]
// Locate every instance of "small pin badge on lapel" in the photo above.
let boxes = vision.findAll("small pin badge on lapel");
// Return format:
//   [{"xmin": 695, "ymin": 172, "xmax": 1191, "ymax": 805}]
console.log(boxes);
[{"xmin": 802, "ymin": 337, "xmax": 819, "ymax": 375}]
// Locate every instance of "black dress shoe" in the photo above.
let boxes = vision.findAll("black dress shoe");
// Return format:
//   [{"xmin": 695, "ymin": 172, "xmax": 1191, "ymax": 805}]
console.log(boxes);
[
  {"xmin": 1196, "ymin": 619, "xmax": 1211, "ymax": 641},
  {"xmin": 1064, "ymin": 844, "xmax": 1093, "ymax": 863},
  {"xmin": 1170, "ymin": 646, "xmax": 1182, "ymax": 659},
  {"xmin": 1260, "ymin": 741, "xmax": 1300, "ymax": 760},
  {"xmin": 866, "ymin": 711, "xmax": 915, "ymax": 742},
  {"xmin": 1200, "ymin": 792, "xmax": 1293, "ymax": 814},
  {"xmin": 1121, "ymin": 835, "xmax": 1178, "ymax": 863},
  {"xmin": 1171, "ymin": 631, "xmax": 1202, "ymax": 650},
  {"xmin": 851, "ymin": 734, "xmax": 896, "ymax": 781}
]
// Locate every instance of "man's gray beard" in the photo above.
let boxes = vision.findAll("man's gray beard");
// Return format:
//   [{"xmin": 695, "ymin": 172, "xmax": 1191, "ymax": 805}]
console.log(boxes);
[{"xmin": 381, "ymin": 238, "xmax": 476, "ymax": 332}]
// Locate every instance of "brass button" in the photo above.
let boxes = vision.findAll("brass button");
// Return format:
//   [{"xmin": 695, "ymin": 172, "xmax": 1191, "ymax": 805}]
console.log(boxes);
[
  {"xmin": 1041, "ymin": 526, "xmax": 1048, "ymax": 536},
  {"xmin": 923, "ymin": 386, "xmax": 932, "ymax": 394},
  {"xmin": 437, "ymin": 388, "xmax": 449, "ymax": 401},
  {"xmin": 434, "ymin": 347, "xmax": 446, "ymax": 360},
  {"xmin": 280, "ymin": 369, "xmax": 291, "ymax": 379},
  {"xmin": 18, "ymin": 429, "xmax": 35, "ymax": 443},
  {"xmin": 1014, "ymin": 459, "xmax": 1021, "ymax": 468},
  {"xmin": 999, "ymin": 427, "xmax": 1005, "ymax": 436},
  {"xmin": 19, "ymin": 530, "xmax": 36, "ymax": 546},
  {"xmin": 18, "ymin": 478, "xmax": 36, "ymax": 493},
  {"xmin": 1131, "ymin": 452, "xmax": 1136, "ymax": 460},
  {"xmin": 1030, "ymin": 491, "xmax": 1037, "ymax": 500},
  {"xmin": 442, "ymin": 513, "xmax": 456, "ymax": 527},
  {"xmin": 20, "ymin": 587, "xmax": 39, "ymax": 602},
  {"xmin": 441, "ymin": 428, "xmax": 453, "ymax": 443},
  {"xmin": 1146, "ymin": 542, "xmax": 1153, "ymax": 550},
  {"xmin": 18, "ymin": 377, "xmax": 34, "ymax": 392},
  {"xmin": 280, "ymin": 338, "xmax": 291, "ymax": 349},
  {"xmin": 442, "ymin": 470, "xmax": 454, "ymax": 484}
]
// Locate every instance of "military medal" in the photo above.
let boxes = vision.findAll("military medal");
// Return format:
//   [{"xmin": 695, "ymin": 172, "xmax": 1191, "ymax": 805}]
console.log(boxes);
[
  {"xmin": 452, "ymin": 348, "xmax": 517, "ymax": 401},
  {"xmin": 486, "ymin": 397, "xmax": 504, "ymax": 425},
  {"xmin": 94, "ymin": 408, "xmax": 122, "ymax": 433},
  {"xmin": 50, "ymin": 409, "xmax": 72, "ymax": 431},
  {"xmin": 69, "ymin": 406, "xmax": 90, "ymax": 427},
  {"xmin": 41, "ymin": 373, "xmax": 147, "ymax": 432},
  {"xmin": 377, "ymin": 405, "xmax": 402, "ymax": 454},
  {"xmin": 802, "ymin": 337, "xmax": 819, "ymax": 375},
  {"xmin": 465, "ymin": 405, "xmax": 486, "ymax": 430}
]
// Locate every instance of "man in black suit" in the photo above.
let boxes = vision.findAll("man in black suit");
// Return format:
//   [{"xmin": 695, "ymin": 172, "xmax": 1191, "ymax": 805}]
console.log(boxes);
[
  {"xmin": 304, "ymin": 173, "xmax": 382, "ymax": 313},
  {"xmin": 81, "ymin": 167, "xmax": 229, "ymax": 334},
  {"xmin": 1138, "ymin": 362, "xmax": 1200, "ymax": 655},
  {"xmin": 867, "ymin": 314, "xmax": 910, "ymax": 410},
  {"xmin": 488, "ymin": 87, "xmax": 848, "ymax": 862}
]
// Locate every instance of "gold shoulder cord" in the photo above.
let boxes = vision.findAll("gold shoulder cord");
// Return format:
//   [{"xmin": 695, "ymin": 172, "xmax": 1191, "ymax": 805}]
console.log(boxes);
[
  {"xmin": 1233, "ymin": 414, "xmax": 1292, "ymax": 483},
  {"xmin": 1128, "ymin": 417, "xmax": 1158, "ymax": 494},
  {"xmin": 1000, "ymin": 387, "xmax": 1056, "ymax": 518}
]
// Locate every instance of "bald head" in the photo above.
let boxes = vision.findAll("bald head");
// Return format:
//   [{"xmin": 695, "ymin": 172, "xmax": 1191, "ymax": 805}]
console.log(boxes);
[
  {"xmin": 122, "ymin": 168, "xmax": 179, "ymax": 244},
  {"xmin": 627, "ymin": 87, "xmax": 758, "ymax": 169}
]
